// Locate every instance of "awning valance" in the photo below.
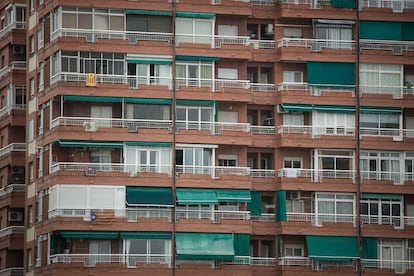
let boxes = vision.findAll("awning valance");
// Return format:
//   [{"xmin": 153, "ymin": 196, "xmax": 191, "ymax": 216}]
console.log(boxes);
[
  {"xmin": 61, "ymin": 231, "xmax": 119, "ymax": 239},
  {"xmin": 125, "ymin": 9, "xmax": 173, "ymax": 16},
  {"xmin": 306, "ymin": 236, "xmax": 359, "ymax": 262},
  {"xmin": 216, "ymin": 190, "xmax": 251, "ymax": 202},
  {"xmin": 176, "ymin": 233, "xmax": 234, "ymax": 260},
  {"xmin": 280, "ymin": 103, "xmax": 313, "ymax": 112},
  {"xmin": 361, "ymin": 193, "xmax": 403, "ymax": 200},
  {"xmin": 120, "ymin": 232, "xmax": 171, "ymax": 240},
  {"xmin": 360, "ymin": 106, "xmax": 402, "ymax": 114},
  {"xmin": 175, "ymin": 12, "xmax": 215, "ymax": 19},
  {"xmin": 176, "ymin": 189, "xmax": 218, "ymax": 205},
  {"xmin": 176, "ymin": 100, "xmax": 215, "ymax": 106},
  {"xmin": 126, "ymin": 187, "xmax": 173, "ymax": 207},
  {"xmin": 63, "ymin": 95, "xmax": 123, "ymax": 103},
  {"xmin": 124, "ymin": 142, "xmax": 172, "ymax": 147},
  {"xmin": 313, "ymin": 105, "xmax": 356, "ymax": 113},
  {"xmin": 124, "ymin": 98, "xmax": 171, "ymax": 105},
  {"xmin": 58, "ymin": 140, "xmax": 124, "ymax": 148},
  {"xmin": 176, "ymin": 55, "xmax": 219, "ymax": 62}
]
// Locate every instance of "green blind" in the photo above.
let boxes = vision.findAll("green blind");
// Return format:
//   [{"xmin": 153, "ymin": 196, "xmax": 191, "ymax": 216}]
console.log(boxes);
[
  {"xmin": 313, "ymin": 105, "xmax": 356, "ymax": 113},
  {"xmin": 176, "ymin": 189, "xmax": 218, "ymax": 205},
  {"xmin": 61, "ymin": 231, "xmax": 119, "ymax": 239},
  {"xmin": 360, "ymin": 106, "xmax": 401, "ymax": 114},
  {"xmin": 331, "ymin": 0, "xmax": 356, "ymax": 9},
  {"xmin": 234, "ymin": 234, "xmax": 250, "ymax": 256},
  {"xmin": 63, "ymin": 95, "xmax": 123, "ymax": 103},
  {"xmin": 280, "ymin": 104, "xmax": 313, "ymax": 112},
  {"xmin": 59, "ymin": 140, "xmax": 124, "ymax": 148},
  {"xmin": 126, "ymin": 187, "xmax": 173, "ymax": 206},
  {"xmin": 361, "ymin": 193, "xmax": 402, "ymax": 200},
  {"xmin": 124, "ymin": 98, "xmax": 171, "ymax": 105},
  {"xmin": 307, "ymin": 62, "xmax": 355, "ymax": 87},
  {"xmin": 175, "ymin": 233, "xmax": 234, "ymax": 260},
  {"xmin": 125, "ymin": 141, "xmax": 172, "ymax": 147},
  {"xmin": 176, "ymin": 100, "xmax": 215, "ymax": 106},
  {"xmin": 175, "ymin": 12, "xmax": 215, "ymax": 19},
  {"xmin": 306, "ymin": 236, "xmax": 359, "ymax": 262},
  {"xmin": 276, "ymin": 191, "xmax": 287, "ymax": 222},
  {"xmin": 360, "ymin": 21, "xmax": 402, "ymax": 40},
  {"xmin": 362, "ymin": 238, "xmax": 377, "ymax": 259},
  {"xmin": 402, "ymin": 23, "xmax": 414, "ymax": 41},
  {"xmin": 176, "ymin": 56, "xmax": 219, "ymax": 61},
  {"xmin": 216, "ymin": 190, "xmax": 252, "ymax": 202},
  {"xmin": 125, "ymin": 9, "xmax": 173, "ymax": 16},
  {"xmin": 120, "ymin": 232, "xmax": 171, "ymax": 240},
  {"xmin": 126, "ymin": 59, "xmax": 172, "ymax": 65},
  {"xmin": 248, "ymin": 191, "xmax": 262, "ymax": 216}
]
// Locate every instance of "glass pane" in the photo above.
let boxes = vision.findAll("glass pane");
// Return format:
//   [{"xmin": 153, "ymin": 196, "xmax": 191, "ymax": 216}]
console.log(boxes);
[
  {"xmin": 150, "ymin": 240, "xmax": 165, "ymax": 254},
  {"xmin": 130, "ymin": 240, "xmax": 147, "ymax": 254}
]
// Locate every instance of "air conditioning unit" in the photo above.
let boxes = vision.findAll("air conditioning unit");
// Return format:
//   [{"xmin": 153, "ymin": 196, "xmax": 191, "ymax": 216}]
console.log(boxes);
[
  {"xmin": 83, "ymin": 121, "xmax": 97, "ymax": 132},
  {"xmin": 11, "ymin": 167, "xmax": 24, "ymax": 175},
  {"xmin": 265, "ymin": 24, "xmax": 274, "ymax": 35},
  {"xmin": 8, "ymin": 210, "xmax": 23, "ymax": 222},
  {"xmin": 12, "ymin": 45, "xmax": 25, "ymax": 55},
  {"xmin": 289, "ymin": 191, "xmax": 301, "ymax": 200}
]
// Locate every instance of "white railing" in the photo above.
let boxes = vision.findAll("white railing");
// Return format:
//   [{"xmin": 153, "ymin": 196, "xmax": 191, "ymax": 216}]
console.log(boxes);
[
  {"xmin": 51, "ymin": 28, "xmax": 173, "ymax": 44},
  {"xmin": 250, "ymin": 126, "xmax": 275, "ymax": 135},
  {"xmin": 360, "ymin": 127, "xmax": 402, "ymax": 137},
  {"xmin": 127, "ymin": 76, "xmax": 172, "ymax": 89},
  {"xmin": 278, "ymin": 38, "xmax": 355, "ymax": 51},
  {"xmin": 287, "ymin": 212, "xmax": 356, "ymax": 225},
  {"xmin": 360, "ymin": 39, "xmax": 414, "ymax": 54},
  {"xmin": 360, "ymin": 171, "xmax": 403, "ymax": 184},
  {"xmin": 0, "ymin": 22, "xmax": 26, "ymax": 39},
  {"xmin": 50, "ymin": 116, "xmax": 172, "ymax": 130},
  {"xmin": 176, "ymin": 120, "xmax": 250, "ymax": 133},
  {"xmin": 51, "ymin": 72, "xmax": 126, "ymax": 85},
  {"xmin": 50, "ymin": 254, "xmax": 171, "ymax": 267},
  {"xmin": 278, "ymin": 125, "xmax": 355, "ymax": 136},
  {"xmin": 251, "ymin": 213, "xmax": 276, "ymax": 222},
  {"xmin": 0, "ymin": 143, "xmax": 26, "ymax": 158},
  {"xmin": 251, "ymin": 0, "xmax": 276, "ymax": 5},
  {"xmin": 250, "ymin": 39, "xmax": 275, "ymax": 49},
  {"xmin": 279, "ymin": 257, "xmax": 312, "ymax": 266},
  {"xmin": 361, "ymin": 259, "xmax": 414, "ymax": 273},
  {"xmin": 250, "ymin": 83, "xmax": 275, "ymax": 92},
  {"xmin": 278, "ymin": 125, "xmax": 313, "ymax": 135},
  {"xmin": 359, "ymin": 0, "xmax": 414, "ymax": 12},
  {"xmin": 214, "ymin": 79, "xmax": 250, "ymax": 91},
  {"xmin": 215, "ymin": 35, "xmax": 250, "ymax": 48},
  {"xmin": 50, "ymin": 162, "xmax": 172, "ymax": 175},
  {"xmin": 126, "ymin": 208, "xmax": 172, "ymax": 221},
  {"xmin": 0, "ymin": 267, "xmax": 24, "ymax": 276},
  {"xmin": 278, "ymin": 168, "xmax": 355, "ymax": 180},
  {"xmin": 360, "ymin": 84, "xmax": 406, "ymax": 98},
  {"xmin": 360, "ymin": 215, "xmax": 403, "ymax": 228},
  {"xmin": 0, "ymin": 226, "xmax": 25, "ymax": 238},
  {"xmin": 0, "ymin": 104, "xmax": 26, "ymax": 118},
  {"xmin": 0, "ymin": 61, "xmax": 26, "ymax": 79},
  {"xmin": 0, "ymin": 184, "xmax": 25, "ymax": 196},
  {"xmin": 175, "ymin": 209, "xmax": 250, "ymax": 222},
  {"xmin": 176, "ymin": 165, "xmax": 250, "ymax": 177},
  {"xmin": 250, "ymin": 169, "xmax": 276, "ymax": 178},
  {"xmin": 278, "ymin": 82, "xmax": 355, "ymax": 96}
]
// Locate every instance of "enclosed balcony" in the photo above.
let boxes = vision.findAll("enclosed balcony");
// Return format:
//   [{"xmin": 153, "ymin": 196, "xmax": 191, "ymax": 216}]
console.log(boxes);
[{"xmin": 359, "ymin": 0, "xmax": 414, "ymax": 12}]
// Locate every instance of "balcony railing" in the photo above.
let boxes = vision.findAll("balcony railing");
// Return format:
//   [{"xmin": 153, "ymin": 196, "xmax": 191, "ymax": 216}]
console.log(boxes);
[
  {"xmin": 278, "ymin": 125, "xmax": 355, "ymax": 136},
  {"xmin": 359, "ymin": 0, "xmax": 414, "ymax": 12},
  {"xmin": 250, "ymin": 126, "xmax": 275, "ymax": 135},
  {"xmin": 0, "ymin": 104, "xmax": 26, "ymax": 118},
  {"xmin": 214, "ymin": 35, "xmax": 250, "ymax": 48},
  {"xmin": 278, "ymin": 168, "xmax": 355, "ymax": 180},
  {"xmin": 361, "ymin": 259, "xmax": 414, "ymax": 273},
  {"xmin": 176, "ymin": 165, "xmax": 250, "ymax": 177},
  {"xmin": 50, "ymin": 162, "xmax": 173, "ymax": 175},
  {"xmin": 50, "ymin": 254, "xmax": 171, "ymax": 267},
  {"xmin": 361, "ymin": 171, "xmax": 408, "ymax": 185},
  {"xmin": 278, "ymin": 82, "xmax": 355, "ymax": 96},
  {"xmin": 360, "ymin": 39, "xmax": 414, "ymax": 55},
  {"xmin": 250, "ymin": 169, "xmax": 276, "ymax": 178},
  {"xmin": 0, "ymin": 21, "xmax": 26, "ymax": 40},
  {"xmin": 279, "ymin": 257, "xmax": 312, "ymax": 266},
  {"xmin": 278, "ymin": 38, "xmax": 354, "ymax": 51},
  {"xmin": 0, "ymin": 226, "xmax": 25, "ymax": 238},
  {"xmin": 0, "ymin": 184, "xmax": 25, "ymax": 196},
  {"xmin": 222, "ymin": 256, "xmax": 276, "ymax": 266},
  {"xmin": 250, "ymin": 83, "xmax": 275, "ymax": 92},
  {"xmin": 287, "ymin": 212, "xmax": 356, "ymax": 225},
  {"xmin": 251, "ymin": 0, "xmax": 276, "ymax": 5},
  {"xmin": 0, "ymin": 62, "xmax": 26, "ymax": 79},
  {"xmin": 0, "ymin": 143, "xmax": 26, "ymax": 159},
  {"xmin": 175, "ymin": 209, "xmax": 250, "ymax": 222},
  {"xmin": 251, "ymin": 213, "xmax": 276, "ymax": 222},
  {"xmin": 0, "ymin": 268, "xmax": 24, "ymax": 276},
  {"xmin": 50, "ymin": 116, "xmax": 172, "ymax": 130},
  {"xmin": 360, "ymin": 214, "xmax": 403, "ymax": 228},
  {"xmin": 250, "ymin": 39, "xmax": 275, "ymax": 49},
  {"xmin": 176, "ymin": 120, "xmax": 250, "ymax": 133}
]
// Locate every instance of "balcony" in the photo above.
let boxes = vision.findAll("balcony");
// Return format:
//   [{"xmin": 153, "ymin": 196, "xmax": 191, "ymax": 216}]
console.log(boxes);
[
  {"xmin": 278, "ymin": 168, "xmax": 356, "ymax": 181},
  {"xmin": 0, "ymin": 22, "xmax": 26, "ymax": 40},
  {"xmin": 175, "ymin": 209, "xmax": 250, "ymax": 222},
  {"xmin": 176, "ymin": 120, "xmax": 250, "ymax": 134},
  {"xmin": 278, "ymin": 125, "xmax": 355, "ymax": 136},
  {"xmin": 0, "ymin": 268, "xmax": 24, "ymax": 276},
  {"xmin": 361, "ymin": 171, "xmax": 413, "ymax": 185},
  {"xmin": 0, "ymin": 104, "xmax": 26, "ymax": 119},
  {"xmin": 49, "ymin": 254, "xmax": 171, "ymax": 268},
  {"xmin": 361, "ymin": 84, "xmax": 413, "ymax": 99},
  {"xmin": 359, "ymin": 0, "xmax": 414, "ymax": 12},
  {"xmin": 286, "ymin": 212, "xmax": 356, "ymax": 226},
  {"xmin": 278, "ymin": 82, "xmax": 355, "ymax": 96},
  {"xmin": 0, "ymin": 143, "xmax": 26, "ymax": 159},
  {"xmin": 279, "ymin": 257, "xmax": 358, "ymax": 271},
  {"xmin": 0, "ymin": 62, "xmax": 26, "ymax": 80},
  {"xmin": 0, "ymin": 226, "xmax": 25, "ymax": 239},
  {"xmin": 0, "ymin": 184, "xmax": 25, "ymax": 197},
  {"xmin": 361, "ymin": 259, "xmax": 414, "ymax": 274},
  {"xmin": 278, "ymin": 38, "xmax": 354, "ymax": 52},
  {"xmin": 176, "ymin": 78, "xmax": 250, "ymax": 92},
  {"xmin": 250, "ymin": 83, "xmax": 276, "ymax": 93}
]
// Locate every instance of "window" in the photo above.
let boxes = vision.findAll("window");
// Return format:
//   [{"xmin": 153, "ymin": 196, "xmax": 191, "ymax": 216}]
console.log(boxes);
[
  {"xmin": 37, "ymin": 23, "xmax": 44, "ymax": 50},
  {"xmin": 314, "ymin": 192, "xmax": 355, "ymax": 225},
  {"xmin": 283, "ymin": 27, "xmax": 302, "ymax": 38},
  {"xmin": 60, "ymin": 51, "xmax": 125, "ymax": 75},
  {"xmin": 89, "ymin": 240, "xmax": 111, "ymax": 266},
  {"xmin": 125, "ymin": 146, "xmax": 172, "ymax": 175},
  {"xmin": 176, "ymin": 146, "xmax": 213, "ymax": 174},
  {"xmin": 176, "ymin": 61, "xmax": 214, "ymax": 88},
  {"xmin": 28, "ymin": 119, "xmax": 34, "ymax": 142},
  {"xmin": 360, "ymin": 64, "xmax": 403, "ymax": 97},
  {"xmin": 127, "ymin": 63, "xmax": 171, "ymax": 87},
  {"xmin": 124, "ymin": 239, "xmax": 170, "ymax": 267},
  {"xmin": 378, "ymin": 239, "xmax": 404, "ymax": 273},
  {"xmin": 284, "ymin": 157, "xmax": 302, "ymax": 169},
  {"xmin": 176, "ymin": 105, "xmax": 213, "ymax": 130},
  {"xmin": 29, "ymin": 162, "xmax": 34, "ymax": 182},
  {"xmin": 38, "ymin": 62, "xmax": 44, "ymax": 92},
  {"xmin": 286, "ymin": 200, "xmax": 304, "ymax": 213},
  {"xmin": 90, "ymin": 150, "xmax": 111, "ymax": 171},
  {"xmin": 360, "ymin": 198, "xmax": 402, "ymax": 227},
  {"xmin": 250, "ymin": 240, "xmax": 275, "ymax": 257},
  {"xmin": 283, "ymin": 112, "xmax": 304, "ymax": 126},
  {"xmin": 176, "ymin": 17, "xmax": 214, "ymax": 45},
  {"xmin": 218, "ymin": 68, "xmax": 238, "ymax": 80},
  {"xmin": 28, "ymin": 205, "xmax": 33, "ymax": 227},
  {"xmin": 126, "ymin": 104, "xmax": 170, "ymax": 120},
  {"xmin": 360, "ymin": 151, "xmax": 401, "ymax": 184},
  {"xmin": 315, "ymin": 23, "xmax": 353, "ymax": 49},
  {"xmin": 360, "ymin": 113, "xmax": 400, "ymax": 132},
  {"xmin": 30, "ymin": 78, "xmax": 35, "ymax": 97},
  {"xmin": 218, "ymin": 154, "xmax": 237, "ymax": 167},
  {"xmin": 283, "ymin": 71, "xmax": 303, "ymax": 83},
  {"xmin": 36, "ymin": 237, "xmax": 42, "ymax": 267},
  {"xmin": 313, "ymin": 111, "xmax": 355, "ymax": 135},
  {"xmin": 284, "ymin": 244, "xmax": 304, "ymax": 257},
  {"xmin": 62, "ymin": 8, "xmax": 124, "ymax": 31},
  {"xmin": 27, "ymin": 249, "xmax": 32, "ymax": 272},
  {"xmin": 313, "ymin": 149, "xmax": 354, "ymax": 179},
  {"xmin": 29, "ymin": 36, "xmax": 34, "ymax": 54},
  {"xmin": 37, "ymin": 191, "xmax": 43, "ymax": 222},
  {"xmin": 126, "ymin": 15, "xmax": 171, "ymax": 33},
  {"xmin": 405, "ymin": 152, "xmax": 414, "ymax": 181}
]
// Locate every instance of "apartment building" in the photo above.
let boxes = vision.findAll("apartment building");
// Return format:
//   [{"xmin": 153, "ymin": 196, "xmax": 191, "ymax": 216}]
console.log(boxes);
[
  {"xmin": 0, "ymin": 0, "xmax": 27, "ymax": 275},
  {"xmin": 24, "ymin": 0, "xmax": 414, "ymax": 275}
]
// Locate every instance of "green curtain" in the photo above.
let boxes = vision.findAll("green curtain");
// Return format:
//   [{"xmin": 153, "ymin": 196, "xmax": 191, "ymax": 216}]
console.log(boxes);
[
  {"xmin": 276, "ymin": 191, "xmax": 287, "ymax": 222},
  {"xmin": 234, "ymin": 234, "xmax": 250, "ymax": 256},
  {"xmin": 402, "ymin": 22, "xmax": 414, "ymax": 41},
  {"xmin": 362, "ymin": 237, "xmax": 378, "ymax": 259},
  {"xmin": 360, "ymin": 21, "xmax": 402, "ymax": 40},
  {"xmin": 248, "ymin": 191, "xmax": 262, "ymax": 216},
  {"xmin": 307, "ymin": 62, "xmax": 355, "ymax": 87},
  {"xmin": 331, "ymin": 0, "xmax": 356, "ymax": 9}
]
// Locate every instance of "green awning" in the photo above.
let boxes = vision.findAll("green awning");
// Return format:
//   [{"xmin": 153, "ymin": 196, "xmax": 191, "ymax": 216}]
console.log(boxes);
[
  {"xmin": 306, "ymin": 236, "xmax": 359, "ymax": 262},
  {"xmin": 61, "ymin": 231, "xmax": 119, "ymax": 239},
  {"xmin": 331, "ymin": 0, "xmax": 356, "ymax": 9},
  {"xmin": 176, "ymin": 12, "xmax": 215, "ymax": 19},
  {"xmin": 402, "ymin": 23, "xmax": 414, "ymax": 41},
  {"xmin": 64, "ymin": 95, "xmax": 123, "ymax": 103},
  {"xmin": 360, "ymin": 21, "xmax": 402, "ymax": 40},
  {"xmin": 234, "ymin": 234, "xmax": 250, "ymax": 256},
  {"xmin": 176, "ymin": 233, "xmax": 234, "ymax": 260},
  {"xmin": 307, "ymin": 62, "xmax": 355, "ymax": 87},
  {"xmin": 360, "ymin": 106, "xmax": 401, "ymax": 114},
  {"xmin": 176, "ymin": 55, "xmax": 219, "ymax": 62},
  {"xmin": 176, "ymin": 189, "xmax": 218, "ymax": 205},
  {"xmin": 125, "ymin": 9, "xmax": 173, "ymax": 16},
  {"xmin": 314, "ymin": 105, "xmax": 356, "ymax": 113},
  {"xmin": 362, "ymin": 238, "xmax": 378, "ymax": 259},
  {"xmin": 216, "ymin": 190, "xmax": 251, "ymax": 202},
  {"xmin": 125, "ymin": 141, "xmax": 172, "ymax": 147},
  {"xmin": 176, "ymin": 100, "xmax": 215, "ymax": 106},
  {"xmin": 280, "ymin": 103, "xmax": 313, "ymax": 112},
  {"xmin": 276, "ymin": 190, "xmax": 287, "ymax": 222},
  {"xmin": 124, "ymin": 98, "xmax": 172, "ymax": 105},
  {"xmin": 248, "ymin": 191, "xmax": 262, "ymax": 216},
  {"xmin": 126, "ymin": 187, "xmax": 173, "ymax": 206},
  {"xmin": 126, "ymin": 59, "xmax": 172, "ymax": 65},
  {"xmin": 361, "ymin": 193, "xmax": 403, "ymax": 200},
  {"xmin": 58, "ymin": 140, "xmax": 124, "ymax": 148},
  {"xmin": 120, "ymin": 232, "xmax": 171, "ymax": 240}
]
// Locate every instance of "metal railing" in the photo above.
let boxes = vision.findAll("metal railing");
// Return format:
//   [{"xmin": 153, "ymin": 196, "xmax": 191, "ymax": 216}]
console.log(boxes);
[
  {"xmin": 360, "ymin": 215, "xmax": 403, "ymax": 228},
  {"xmin": 126, "ymin": 208, "xmax": 172, "ymax": 221},
  {"xmin": 360, "ymin": 39, "xmax": 414, "ymax": 55},
  {"xmin": 361, "ymin": 259, "xmax": 414, "ymax": 273},
  {"xmin": 0, "ymin": 143, "xmax": 26, "ymax": 158},
  {"xmin": 176, "ymin": 120, "xmax": 250, "ymax": 133},
  {"xmin": 0, "ymin": 21, "xmax": 26, "ymax": 39},
  {"xmin": 250, "ymin": 83, "xmax": 275, "ymax": 92},
  {"xmin": 251, "ymin": 213, "xmax": 276, "ymax": 222},
  {"xmin": 0, "ymin": 184, "xmax": 25, "ymax": 196},
  {"xmin": 0, "ymin": 267, "xmax": 24, "ymax": 276},
  {"xmin": 250, "ymin": 169, "xmax": 276, "ymax": 178},
  {"xmin": 176, "ymin": 165, "xmax": 250, "ymax": 177},
  {"xmin": 0, "ymin": 61, "xmax": 26, "ymax": 79},
  {"xmin": 50, "ymin": 116, "xmax": 172, "ymax": 130},
  {"xmin": 175, "ymin": 209, "xmax": 250, "ymax": 222},
  {"xmin": 49, "ymin": 254, "xmax": 171, "ymax": 267},
  {"xmin": 278, "ymin": 168, "xmax": 355, "ymax": 180},
  {"xmin": 287, "ymin": 212, "xmax": 356, "ymax": 225},
  {"xmin": 0, "ymin": 226, "xmax": 25, "ymax": 238},
  {"xmin": 127, "ymin": 76, "xmax": 172, "ymax": 89},
  {"xmin": 51, "ymin": 72, "xmax": 126, "ymax": 85},
  {"xmin": 278, "ymin": 82, "xmax": 355, "ymax": 96},
  {"xmin": 278, "ymin": 38, "xmax": 355, "ymax": 51},
  {"xmin": 279, "ymin": 257, "xmax": 312, "ymax": 266},
  {"xmin": 250, "ymin": 126, "xmax": 275, "ymax": 135},
  {"xmin": 250, "ymin": 39, "xmax": 275, "ymax": 49},
  {"xmin": 215, "ymin": 35, "xmax": 250, "ymax": 48},
  {"xmin": 360, "ymin": 171, "xmax": 404, "ymax": 184},
  {"xmin": 278, "ymin": 125, "xmax": 355, "ymax": 136},
  {"xmin": 359, "ymin": 0, "xmax": 414, "ymax": 12},
  {"xmin": 0, "ymin": 104, "xmax": 26, "ymax": 118}
]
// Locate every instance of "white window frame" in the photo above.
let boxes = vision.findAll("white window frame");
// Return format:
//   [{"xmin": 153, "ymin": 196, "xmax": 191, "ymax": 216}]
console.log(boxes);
[
  {"xmin": 284, "ymin": 244, "xmax": 304, "ymax": 257},
  {"xmin": 175, "ymin": 61, "xmax": 214, "ymax": 88},
  {"xmin": 312, "ymin": 111, "xmax": 355, "ymax": 135},
  {"xmin": 123, "ymin": 239, "xmax": 171, "ymax": 267},
  {"xmin": 176, "ymin": 105, "xmax": 214, "ymax": 130},
  {"xmin": 218, "ymin": 154, "xmax": 238, "ymax": 167},
  {"xmin": 175, "ymin": 17, "xmax": 215, "ymax": 46},
  {"xmin": 360, "ymin": 63, "xmax": 403, "ymax": 98},
  {"xmin": 283, "ymin": 71, "xmax": 303, "ymax": 83},
  {"xmin": 360, "ymin": 151, "xmax": 402, "ymax": 184},
  {"xmin": 313, "ymin": 192, "xmax": 355, "ymax": 226},
  {"xmin": 360, "ymin": 198, "xmax": 403, "ymax": 228}
]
